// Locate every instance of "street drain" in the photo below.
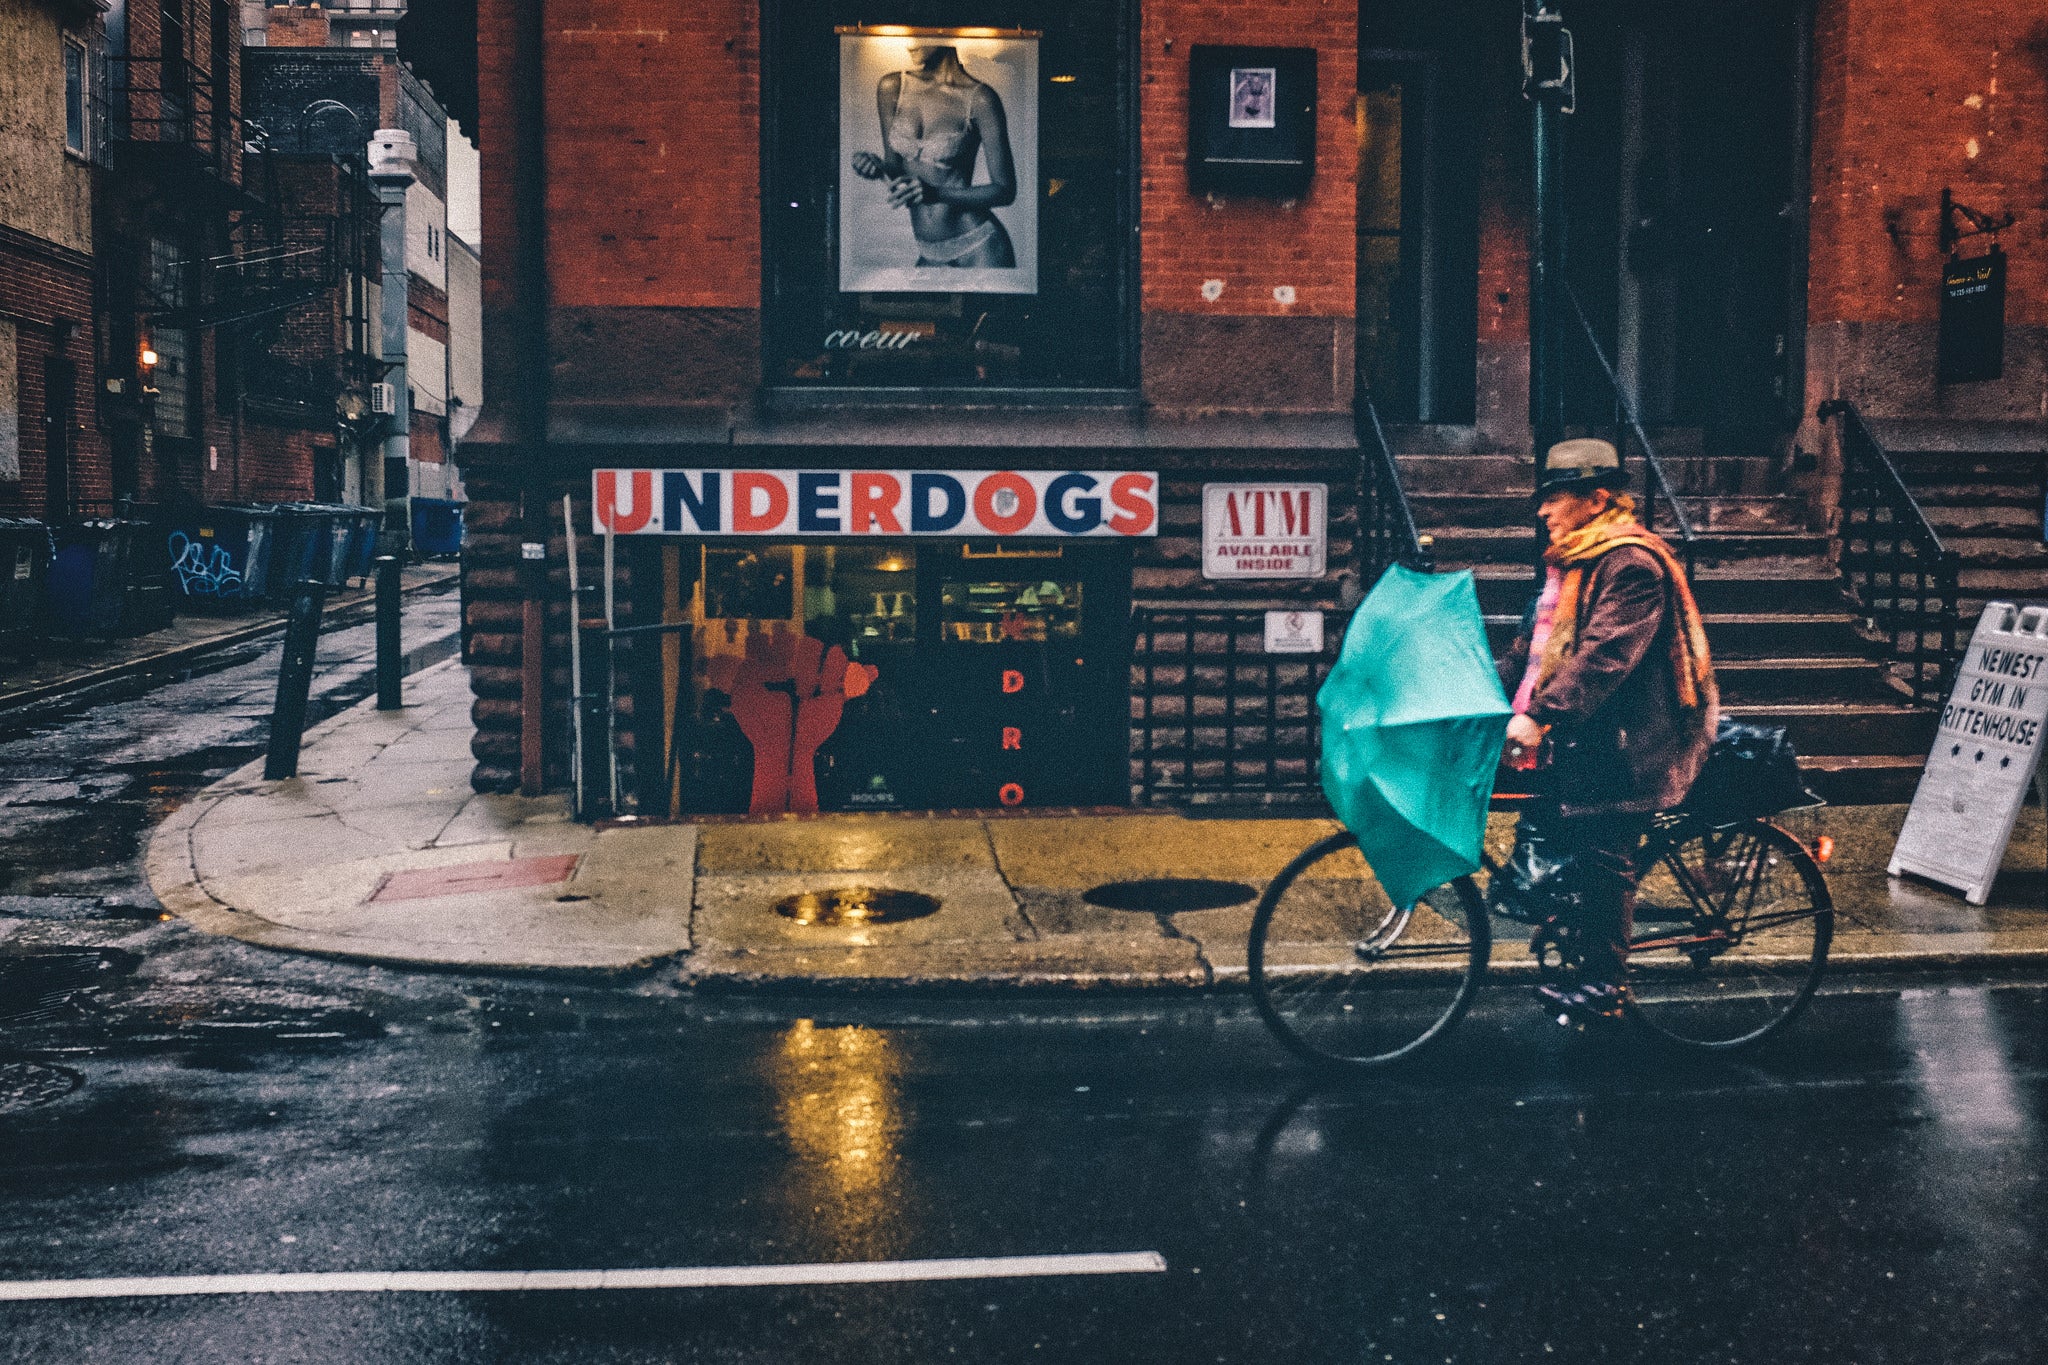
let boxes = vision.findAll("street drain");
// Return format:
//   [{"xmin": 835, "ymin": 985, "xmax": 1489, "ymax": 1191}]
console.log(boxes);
[
  {"xmin": 0, "ymin": 948, "xmax": 140, "ymax": 1025},
  {"xmin": 1082, "ymin": 879, "xmax": 1257, "ymax": 913},
  {"xmin": 0, "ymin": 1061, "xmax": 83, "ymax": 1112},
  {"xmin": 775, "ymin": 887, "xmax": 940, "ymax": 926}
]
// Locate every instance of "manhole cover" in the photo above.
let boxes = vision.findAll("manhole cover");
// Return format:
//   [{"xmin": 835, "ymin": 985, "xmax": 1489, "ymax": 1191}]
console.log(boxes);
[
  {"xmin": 1082, "ymin": 879, "xmax": 1257, "ymax": 913},
  {"xmin": 0, "ymin": 1061, "xmax": 83, "ymax": 1112},
  {"xmin": 775, "ymin": 887, "xmax": 941, "ymax": 926}
]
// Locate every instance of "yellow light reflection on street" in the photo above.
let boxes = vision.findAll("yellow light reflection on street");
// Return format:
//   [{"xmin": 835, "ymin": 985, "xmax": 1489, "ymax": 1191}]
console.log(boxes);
[{"xmin": 769, "ymin": 1019, "xmax": 909, "ymax": 1257}]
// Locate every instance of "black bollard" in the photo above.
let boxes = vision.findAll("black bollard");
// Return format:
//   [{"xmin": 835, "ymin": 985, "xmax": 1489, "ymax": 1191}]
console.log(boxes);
[
  {"xmin": 375, "ymin": 553, "xmax": 402, "ymax": 710},
  {"xmin": 264, "ymin": 580, "xmax": 328, "ymax": 780}
]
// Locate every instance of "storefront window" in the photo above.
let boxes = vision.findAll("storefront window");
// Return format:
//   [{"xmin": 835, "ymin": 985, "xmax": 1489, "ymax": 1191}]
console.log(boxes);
[
  {"xmin": 763, "ymin": 0, "xmax": 1135, "ymax": 391},
  {"xmin": 649, "ymin": 538, "xmax": 1127, "ymax": 816}
]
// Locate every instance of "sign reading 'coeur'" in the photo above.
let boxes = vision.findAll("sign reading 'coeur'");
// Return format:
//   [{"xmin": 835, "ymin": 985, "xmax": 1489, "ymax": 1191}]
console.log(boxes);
[{"xmin": 592, "ymin": 469, "xmax": 1160, "ymax": 538}]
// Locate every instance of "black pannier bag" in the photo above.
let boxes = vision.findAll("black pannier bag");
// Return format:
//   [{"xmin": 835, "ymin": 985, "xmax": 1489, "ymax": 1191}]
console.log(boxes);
[
  {"xmin": 1677, "ymin": 718, "xmax": 1824, "ymax": 826},
  {"xmin": 1492, "ymin": 720, "xmax": 1822, "ymax": 922}
]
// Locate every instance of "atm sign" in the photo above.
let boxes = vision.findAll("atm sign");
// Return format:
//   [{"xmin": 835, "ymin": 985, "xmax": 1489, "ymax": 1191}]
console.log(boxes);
[{"xmin": 1202, "ymin": 483, "xmax": 1327, "ymax": 579}]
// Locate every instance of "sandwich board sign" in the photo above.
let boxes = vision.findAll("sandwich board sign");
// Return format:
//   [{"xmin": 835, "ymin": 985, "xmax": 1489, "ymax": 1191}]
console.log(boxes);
[{"xmin": 1890, "ymin": 601, "xmax": 2048, "ymax": 905}]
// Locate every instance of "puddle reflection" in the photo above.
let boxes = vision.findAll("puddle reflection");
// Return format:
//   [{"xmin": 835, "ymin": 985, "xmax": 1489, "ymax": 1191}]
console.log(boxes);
[{"xmin": 767, "ymin": 1019, "xmax": 912, "ymax": 1258}]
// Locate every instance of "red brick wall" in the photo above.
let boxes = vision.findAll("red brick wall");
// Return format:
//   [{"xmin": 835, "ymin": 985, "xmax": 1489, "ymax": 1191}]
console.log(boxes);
[
  {"xmin": 0, "ymin": 228, "xmax": 108, "ymax": 519},
  {"xmin": 1806, "ymin": 0, "xmax": 2048, "ymax": 422},
  {"xmin": 542, "ymin": 0, "xmax": 759, "ymax": 309},
  {"xmin": 263, "ymin": 8, "xmax": 331, "ymax": 48},
  {"xmin": 1140, "ymin": 0, "xmax": 1355, "ymax": 318}
]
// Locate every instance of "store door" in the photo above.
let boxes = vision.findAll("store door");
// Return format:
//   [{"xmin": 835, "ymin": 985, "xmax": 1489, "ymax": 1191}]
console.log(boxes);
[{"xmin": 916, "ymin": 541, "xmax": 1130, "ymax": 811}]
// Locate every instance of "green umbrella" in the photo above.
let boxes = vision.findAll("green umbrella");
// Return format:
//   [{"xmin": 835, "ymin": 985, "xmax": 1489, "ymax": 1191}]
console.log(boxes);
[{"xmin": 1318, "ymin": 564, "xmax": 1513, "ymax": 909}]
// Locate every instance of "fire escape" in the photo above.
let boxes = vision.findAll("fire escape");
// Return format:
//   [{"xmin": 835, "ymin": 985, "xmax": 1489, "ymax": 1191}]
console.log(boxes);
[{"xmin": 94, "ymin": 20, "xmax": 376, "ymax": 499}]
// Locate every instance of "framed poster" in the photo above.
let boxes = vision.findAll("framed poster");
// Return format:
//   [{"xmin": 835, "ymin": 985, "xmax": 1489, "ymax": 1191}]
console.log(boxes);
[
  {"xmin": 1229, "ymin": 67, "xmax": 1276, "ymax": 128},
  {"xmin": 838, "ymin": 27, "xmax": 1039, "ymax": 295}
]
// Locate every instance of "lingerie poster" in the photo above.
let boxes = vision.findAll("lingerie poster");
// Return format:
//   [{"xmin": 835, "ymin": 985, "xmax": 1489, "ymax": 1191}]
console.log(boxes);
[{"xmin": 838, "ymin": 28, "xmax": 1038, "ymax": 295}]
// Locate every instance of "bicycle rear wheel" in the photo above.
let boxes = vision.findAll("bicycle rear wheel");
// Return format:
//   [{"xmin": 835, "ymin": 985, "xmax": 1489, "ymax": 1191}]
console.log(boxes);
[
  {"xmin": 1248, "ymin": 831, "xmax": 1490, "ymax": 1070},
  {"xmin": 1625, "ymin": 819, "xmax": 1833, "ymax": 1050}
]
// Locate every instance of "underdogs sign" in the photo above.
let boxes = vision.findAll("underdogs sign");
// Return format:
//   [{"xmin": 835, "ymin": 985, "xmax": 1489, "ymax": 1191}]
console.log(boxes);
[
  {"xmin": 590, "ymin": 469, "xmax": 1159, "ymax": 538},
  {"xmin": 1202, "ymin": 483, "xmax": 1326, "ymax": 579},
  {"xmin": 1891, "ymin": 601, "xmax": 2048, "ymax": 905}
]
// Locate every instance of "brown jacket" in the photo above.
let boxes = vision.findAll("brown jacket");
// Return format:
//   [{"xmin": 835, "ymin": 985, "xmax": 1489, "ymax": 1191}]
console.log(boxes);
[{"xmin": 1498, "ymin": 544, "xmax": 1717, "ymax": 816}]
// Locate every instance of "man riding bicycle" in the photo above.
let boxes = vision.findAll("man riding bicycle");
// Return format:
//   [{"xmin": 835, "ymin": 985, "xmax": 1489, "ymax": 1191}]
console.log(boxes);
[{"xmin": 1498, "ymin": 439, "xmax": 1720, "ymax": 1021}]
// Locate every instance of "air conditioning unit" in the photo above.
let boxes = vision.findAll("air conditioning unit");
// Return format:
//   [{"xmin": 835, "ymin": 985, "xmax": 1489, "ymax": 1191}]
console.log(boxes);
[{"xmin": 368, "ymin": 382, "xmax": 397, "ymax": 415}]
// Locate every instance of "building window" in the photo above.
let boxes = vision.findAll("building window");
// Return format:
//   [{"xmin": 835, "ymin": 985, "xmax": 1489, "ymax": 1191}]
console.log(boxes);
[
  {"xmin": 63, "ymin": 39, "xmax": 88, "ymax": 156},
  {"xmin": 763, "ymin": 1, "xmax": 1136, "ymax": 392},
  {"xmin": 147, "ymin": 238, "xmax": 196, "ymax": 440}
]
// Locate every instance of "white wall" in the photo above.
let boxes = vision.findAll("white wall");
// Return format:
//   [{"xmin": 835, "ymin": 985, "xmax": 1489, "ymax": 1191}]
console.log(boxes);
[
  {"xmin": 447, "ymin": 233, "xmax": 482, "ymax": 445},
  {"xmin": 404, "ymin": 180, "xmax": 447, "ymax": 296}
]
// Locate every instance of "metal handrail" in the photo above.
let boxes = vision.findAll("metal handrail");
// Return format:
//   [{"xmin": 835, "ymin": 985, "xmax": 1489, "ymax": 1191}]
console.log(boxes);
[
  {"xmin": 1818, "ymin": 398, "xmax": 1960, "ymax": 703},
  {"xmin": 101, "ymin": 54, "xmax": 236, "ymax": 179},
  {"xmin": 1561, "ymin": 284, "xmax": 1697, "ymax": 578},
  {"xmin": 1355, "ymin": 388, "xmax": 1432, "ymax": 586}
]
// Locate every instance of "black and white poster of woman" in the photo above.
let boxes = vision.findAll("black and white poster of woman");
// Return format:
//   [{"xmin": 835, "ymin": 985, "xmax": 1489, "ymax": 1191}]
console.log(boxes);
[{"xmin": 838, "ymin": 28, "xmax": 1038, "ymax": 295}]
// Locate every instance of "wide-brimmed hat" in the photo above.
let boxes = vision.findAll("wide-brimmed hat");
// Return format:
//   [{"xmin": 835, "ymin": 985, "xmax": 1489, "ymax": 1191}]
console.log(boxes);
[{"xmin": 1534, "ymin": 438, "xmax": 1631, "ymax": 500}]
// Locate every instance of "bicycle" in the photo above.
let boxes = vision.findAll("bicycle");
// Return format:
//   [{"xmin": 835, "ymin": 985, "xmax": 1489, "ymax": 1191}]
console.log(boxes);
[{"xmin": 1246, "ymin": 800, "xmax": 1835, "ymax": 1069}]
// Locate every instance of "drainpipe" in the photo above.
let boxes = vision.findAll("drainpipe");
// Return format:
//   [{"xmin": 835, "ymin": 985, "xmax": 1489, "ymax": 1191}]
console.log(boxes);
[
  {"xmin": 367, "ymin": 129, "xmax": 415, "ymax": 548},
  {"xmin": 511, "ymin": 0, "xmax": 552, "ymax": 795}
]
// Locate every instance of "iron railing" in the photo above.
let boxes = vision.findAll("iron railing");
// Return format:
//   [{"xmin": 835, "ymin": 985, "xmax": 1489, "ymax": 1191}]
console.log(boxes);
[
  {"xmin": 1130, "ymin": 608, "xmax": 1349, "ymax": 806},
  {"xmin": 101, "ymin": 54, "xmax": 236, "ymax": 181},
  {"xmin": 1562, "ymin": 284, "xmax": 1698, "ymax": 579},
  {"xmin": 1819, "ymin": 399, "xmax": 1960, "ymax": 703},
  {"xmin": 1355, "ymin": 390, "xmax": 1432, "ymax": 586}
]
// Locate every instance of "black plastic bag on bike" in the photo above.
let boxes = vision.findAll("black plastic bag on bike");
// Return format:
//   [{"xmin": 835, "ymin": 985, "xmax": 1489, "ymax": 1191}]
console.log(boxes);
[
  {"xmin": 1493, "ymin": 814, "xmax": 1578, "ymax": 925},
  {"xmin": 1678, "ymin": 719, "xmax": 1824, "ymax": 826}
]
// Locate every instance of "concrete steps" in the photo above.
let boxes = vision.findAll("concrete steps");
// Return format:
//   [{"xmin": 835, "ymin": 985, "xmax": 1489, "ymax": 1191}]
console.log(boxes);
[
  {"xmin": 1887, "ymin": 434, "xmax": 2048, "ymax": 609},
  {"xmin": 1407, "ymin": 446, "xmax": 1928, "ymax": 804}
]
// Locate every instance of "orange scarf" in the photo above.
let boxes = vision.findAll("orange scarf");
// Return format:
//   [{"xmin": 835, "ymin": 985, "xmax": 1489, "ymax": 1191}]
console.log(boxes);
[{"xmin": 1536, "ymin": 499, "xmax": 1717, "ymax": 714}]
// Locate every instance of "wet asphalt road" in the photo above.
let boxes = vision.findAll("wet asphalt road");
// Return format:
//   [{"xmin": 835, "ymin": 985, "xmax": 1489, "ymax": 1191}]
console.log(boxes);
[{"xmin": 1, "ymin": 595, "xmax": 2045, "ymax": 1363}]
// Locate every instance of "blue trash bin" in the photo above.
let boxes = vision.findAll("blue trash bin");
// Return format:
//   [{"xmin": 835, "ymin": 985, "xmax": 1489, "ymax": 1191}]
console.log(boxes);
[
  {"xmin": 411, "ymin": 499, "xmax": 464, "ymax": 557},
  {"xmin": 47, "ymin": 520, "xmax": 132, "ymax": 636},
  {"xmin": 266, "ymin": 504, "xmax": 340, "ymax": 599},
  {"xmin": 164, "ymin": 504, "xmax": 276, "ymax": 605},
  {"xmin": 341, "ymin": 506, "xmax": 382, "ymax": 582},
  {"xmin": 0, "ymin": 517, "xmax": 52, "ymax": 643}
]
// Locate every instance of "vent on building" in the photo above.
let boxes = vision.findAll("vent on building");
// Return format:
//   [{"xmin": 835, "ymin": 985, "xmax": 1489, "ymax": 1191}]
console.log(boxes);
[{"xmin": 368, "ymin": 382, "xmax": 397, "ymax": 415}]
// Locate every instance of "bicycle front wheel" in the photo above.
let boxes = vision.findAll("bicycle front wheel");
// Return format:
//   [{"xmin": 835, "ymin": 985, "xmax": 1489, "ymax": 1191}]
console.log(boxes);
[
  {"xmin": 1626, "ymin": 819, "xmax": 1833, "ymax": 1050},
  {"xmin": 1248, "ymin": 831, "xmax": 1490, "ymax": 1070}
]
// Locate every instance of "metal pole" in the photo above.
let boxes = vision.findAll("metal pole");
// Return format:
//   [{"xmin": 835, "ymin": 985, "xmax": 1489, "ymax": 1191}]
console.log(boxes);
[
  {"xmin": 1524, "ymin": 1, "xmax": 1574, "ymax": 467},
  {"xmin": 264, "ymin": 580, "xmax": 328, "ymax": 780},
  {"xmin": 375, "ymin": 553, "xmax": 402, "ymax": 710},
  {"xmin": 563, "ymin": 496, "xmax": 586, "ymax": 818},
  {"xmin": 368, "ymin": 130, "xmax": 416, "ymax": 553},
  {"xmin": 603, "ymin": 528, "xmax": 620, "ymax": 814}
]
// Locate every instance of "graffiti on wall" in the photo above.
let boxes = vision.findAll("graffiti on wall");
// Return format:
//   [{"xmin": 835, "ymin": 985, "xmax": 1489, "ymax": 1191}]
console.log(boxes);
[{"xmin": 167, "ymin": 531, "xmax": 247, "ymax": 597}]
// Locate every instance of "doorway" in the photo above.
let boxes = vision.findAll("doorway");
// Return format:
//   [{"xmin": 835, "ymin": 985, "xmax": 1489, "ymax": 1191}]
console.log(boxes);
[
  {"xmin": 1564, "ymin": 1, "xmax": 1809, "ymax": 443},
  {"xmin": 1356, "ymin": 51, "xmax": 1479, "ymax": 423},
  {"xmin": 43, "ymin": 356, "xmax": 75, "ymax": 519}
]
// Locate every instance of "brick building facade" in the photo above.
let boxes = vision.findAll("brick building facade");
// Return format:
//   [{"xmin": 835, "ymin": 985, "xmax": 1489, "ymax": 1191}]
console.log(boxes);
[{"xmin": 458, "ymin": 0, "xmax": 2047, "ymax": 813}]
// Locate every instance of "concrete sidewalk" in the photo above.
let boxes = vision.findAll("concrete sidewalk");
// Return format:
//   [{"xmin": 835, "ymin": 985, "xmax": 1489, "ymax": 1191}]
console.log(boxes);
[
  {"xmin": 1, "ymin": 561, "xmax": 460, "ymax": 714},
  {"xmin": 148, "ymin": 657, "xmax": 2048, "ymax": 982}
]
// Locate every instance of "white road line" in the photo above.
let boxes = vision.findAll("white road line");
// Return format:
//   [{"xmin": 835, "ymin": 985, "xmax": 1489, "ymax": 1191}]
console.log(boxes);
[{"xmin": 0, "ymin": 1252, "xmax": 1169, "ymax": 1303}]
